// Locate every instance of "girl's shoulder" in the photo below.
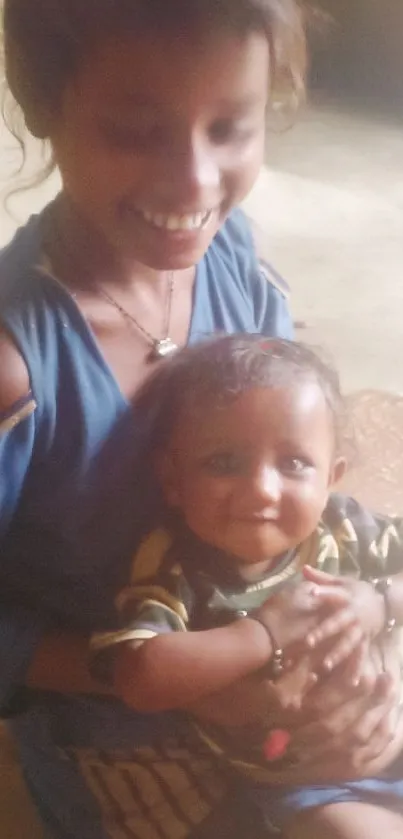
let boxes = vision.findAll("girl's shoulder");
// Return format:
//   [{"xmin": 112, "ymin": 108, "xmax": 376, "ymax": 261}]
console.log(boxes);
[
  {"xmin": 210, "ymin": 209, "xmax": 290, "ymax": 299},
  {"xmin": 192, "ymin": 209, "xmax": 292, "ymax": 341},
  {"xmin": 0, "ymin": 213, "xmax": 70, "ymax": 404},
  {"xmin": 0, "ymin": 213, "xmax": 43, "ymax": 301},
  {"xmin": 0, "ymin": 211, "xmax": 126, "ymax": 439},
  {"xmin": 0, "ymin": 216, "xmax": 44, "ymax": 417}
]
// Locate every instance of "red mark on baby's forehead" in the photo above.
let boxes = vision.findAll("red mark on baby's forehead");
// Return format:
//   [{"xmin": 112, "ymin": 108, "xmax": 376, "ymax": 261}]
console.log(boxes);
[{"xmin": 259, "ymin": 339, "xmax": 279, "ymax": 352}]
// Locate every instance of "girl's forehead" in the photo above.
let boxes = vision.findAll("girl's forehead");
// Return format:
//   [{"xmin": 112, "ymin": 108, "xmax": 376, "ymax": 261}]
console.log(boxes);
[{"xmin": 74, "ymin": 28, "xmax": 270, "ymax": 106}]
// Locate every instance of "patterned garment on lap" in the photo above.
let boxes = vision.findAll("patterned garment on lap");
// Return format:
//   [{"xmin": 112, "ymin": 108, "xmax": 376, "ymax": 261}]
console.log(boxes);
[{"xmin": 67, "ymin": 733, "xmax": 229, "ymax": 839}]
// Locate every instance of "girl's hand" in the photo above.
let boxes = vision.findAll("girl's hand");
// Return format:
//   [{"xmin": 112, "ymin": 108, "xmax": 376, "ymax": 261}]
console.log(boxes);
[
  {"xmin": 257, "ymin": 578, "xmax": 352, "ymax": 656},
  {"xmin": 347, "ymin": 634, "xmax": 403, "ymax": 770},
  {"xmin": 282, "ymin": 675, "xmax": 399, "ymax": 783},
  {"xmin": 190, "ymin": 638, "xmax": 402, "ymax": 784},
  {"xmin": 187, "ymin": 672, "xmax": 273, "ymax": 727},
  {"xmin": 262, "ymin": 642, "xmax": 403, "ymax": 784},
  {"xmin": 302, "ymin": 566, "xmax": 385, "ymax": 675}
]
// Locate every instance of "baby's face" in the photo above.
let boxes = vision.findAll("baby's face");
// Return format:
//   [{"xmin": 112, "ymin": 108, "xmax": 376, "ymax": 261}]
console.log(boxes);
[{"xmin": 161, "ymin": 382, "xmax": 342, "ymax": 579}]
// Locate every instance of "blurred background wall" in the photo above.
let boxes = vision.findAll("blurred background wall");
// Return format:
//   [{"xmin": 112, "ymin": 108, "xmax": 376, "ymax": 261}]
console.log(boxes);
[{"xmin": 311, "ymin": 0, "xmax": 403, "ymax": 105}]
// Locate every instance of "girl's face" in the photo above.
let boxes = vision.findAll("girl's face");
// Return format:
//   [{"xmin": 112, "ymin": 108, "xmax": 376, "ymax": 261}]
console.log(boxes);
[
  {"xmin": 50, "ymin": 28, "xmax": 269, "ymax": 271},
  {"xmin": 160, "ymin": 382, "xmax": 345, "ymax": 579}
]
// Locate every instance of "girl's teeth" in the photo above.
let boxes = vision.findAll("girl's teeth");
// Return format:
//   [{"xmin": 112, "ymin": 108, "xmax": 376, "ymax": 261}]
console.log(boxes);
[{"xmin": 142, "ymin": 211, "xmax": 211, "ymax": 231}]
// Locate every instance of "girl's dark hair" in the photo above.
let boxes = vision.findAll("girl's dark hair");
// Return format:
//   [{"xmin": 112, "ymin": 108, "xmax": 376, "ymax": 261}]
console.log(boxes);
[
  {"xmin": 134, "ymin": 334, "xmax": 345, "ymax": 456},
  {"xmin": 3, "ymin": 0, "xmax": 306, "ymax": 139}
]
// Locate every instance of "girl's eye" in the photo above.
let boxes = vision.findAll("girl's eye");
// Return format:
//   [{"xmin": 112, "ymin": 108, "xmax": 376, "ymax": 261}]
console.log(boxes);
[
  {"xmin": 279, "ymin": 457, "xmax": 312, "ymax": 476},
  {"xmin": 209, "ymin": 118, "xmax": 255, "ymax": 145},
  {"xmin": 202, "ymin": 452, "xmax": 243, "ymax": 477},
  {"xmin": 99, "ymin": 120, "xmax": 162, "ymax": 151}
]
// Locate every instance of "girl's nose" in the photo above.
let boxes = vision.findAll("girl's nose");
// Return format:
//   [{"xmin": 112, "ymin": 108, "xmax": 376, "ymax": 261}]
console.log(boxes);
[{"xmin": 158, "ymin": 134, "xmax": 221, "ymax": 208}]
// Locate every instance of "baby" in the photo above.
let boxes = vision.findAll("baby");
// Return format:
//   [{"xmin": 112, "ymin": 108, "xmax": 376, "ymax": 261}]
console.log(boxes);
[{"xmin": 91, "ymin": 336, "xmax": 403, "ymax": 837}]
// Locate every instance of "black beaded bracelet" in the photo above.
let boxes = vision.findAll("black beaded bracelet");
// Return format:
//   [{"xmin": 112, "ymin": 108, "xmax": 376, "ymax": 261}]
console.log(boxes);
[
  {"xmin": 237, "ymin": 610, "xmax": 285, "ymax": 681},
  {"xmin": 371, "ymin": 577, "xmax": 396, "ymax": 635}
]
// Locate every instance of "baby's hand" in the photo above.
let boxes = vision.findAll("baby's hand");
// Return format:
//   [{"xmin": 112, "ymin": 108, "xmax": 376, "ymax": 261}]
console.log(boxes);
[
  {"xmin": 302, "ymin": 566, "xmax": 386, "ymax": 679},
  {"xmin": 269, "ymin": 653, "xmax": 320, "ymax": 712}
]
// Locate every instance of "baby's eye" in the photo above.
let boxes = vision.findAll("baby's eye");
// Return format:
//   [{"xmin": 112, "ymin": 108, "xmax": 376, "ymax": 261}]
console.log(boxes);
[
  {"xmin": 279, "ymin": 456, "xmax": 312, "ymax": 476},
  {"xmin": 201, "ymin": 452, "xmax": 243, "ymax": 477}
]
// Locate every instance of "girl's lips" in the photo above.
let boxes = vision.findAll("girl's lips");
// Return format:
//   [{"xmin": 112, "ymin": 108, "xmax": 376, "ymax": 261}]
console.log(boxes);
[
  {"xmin": 140, "ymin": 209, "xmax": 213, "ymax": 232},
  {"xmin": 236, "ymin": 513, "xmax": 279, "ymax": 523}
]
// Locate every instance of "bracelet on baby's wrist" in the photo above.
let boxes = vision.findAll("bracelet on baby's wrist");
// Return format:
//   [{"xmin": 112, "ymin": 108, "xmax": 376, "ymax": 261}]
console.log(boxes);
[
  {"xmin": 371, "ymin": 576, "xmax": 396, "ymax": 635},
  {"xmin": 237, "ymin": 610, "xmax": 285, "ymax": 681}
]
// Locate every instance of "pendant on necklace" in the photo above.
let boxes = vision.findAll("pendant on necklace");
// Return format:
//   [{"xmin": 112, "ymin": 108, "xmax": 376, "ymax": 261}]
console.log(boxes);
[{"xmin": 151, "ymin": 337, "xmax": 179, "ymax": 360}]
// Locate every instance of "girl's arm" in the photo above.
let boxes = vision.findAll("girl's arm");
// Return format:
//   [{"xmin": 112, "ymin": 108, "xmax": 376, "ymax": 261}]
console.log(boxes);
[
  {"xmin": 186, "ymin": 672, "xmax": 276, "ymax": 727},
  {"xmin": 187, "ymin": 652, "xmax": 321, "ymax": 727},
  {"xmin": 0, "ymin": 332, "xmax": 113, "ymax": 703},
  {"xmin": 26, "ymin": 633, "xmax": 114, "ymax": 696}
]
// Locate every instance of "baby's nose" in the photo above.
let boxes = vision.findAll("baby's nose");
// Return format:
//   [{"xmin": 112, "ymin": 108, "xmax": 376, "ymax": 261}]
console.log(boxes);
[{"xmin": 252, "ymin": 466, "xmax": 281, "ymax": 503}]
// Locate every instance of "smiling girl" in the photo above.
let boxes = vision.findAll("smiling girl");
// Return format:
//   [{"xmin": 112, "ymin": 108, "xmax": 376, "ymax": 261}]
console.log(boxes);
[{"xmin": 0, "ymin": 2, "xmax": 401, "ymax": 838}]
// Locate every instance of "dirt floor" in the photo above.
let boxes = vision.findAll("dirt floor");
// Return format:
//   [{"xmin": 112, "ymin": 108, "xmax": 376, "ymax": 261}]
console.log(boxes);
[{"xmin": 245, "ymin": 99, "xmax": 403, "ymax": 393}]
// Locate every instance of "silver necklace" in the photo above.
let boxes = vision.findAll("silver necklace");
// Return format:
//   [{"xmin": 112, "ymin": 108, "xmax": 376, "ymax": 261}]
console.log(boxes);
[
  {"xmin": 98, "ymin": 271, "xmax": 178, "ymax": 361},
  {"xmin": 45, "ymin": 210, "xmax": 178, "ymax": 361}
]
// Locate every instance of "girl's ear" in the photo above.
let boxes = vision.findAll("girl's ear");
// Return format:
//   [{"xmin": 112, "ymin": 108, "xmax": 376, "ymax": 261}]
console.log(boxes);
[
  {"xmin": 155, "ymin": 451, "xmax": 181, "ymax": 507},
  {"xmin": 330, "ymin": 457, "xmax": 347, "ymax": 486}
]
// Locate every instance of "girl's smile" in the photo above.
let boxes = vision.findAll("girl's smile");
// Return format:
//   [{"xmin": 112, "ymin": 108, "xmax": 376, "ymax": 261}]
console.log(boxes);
[
  {"xmin": 116, "ymin": 204, "xmax": 218, "ymax": 262},
  {"xmin": 131, "ymin": 209, "xmax": 214, "ymax": 233}
]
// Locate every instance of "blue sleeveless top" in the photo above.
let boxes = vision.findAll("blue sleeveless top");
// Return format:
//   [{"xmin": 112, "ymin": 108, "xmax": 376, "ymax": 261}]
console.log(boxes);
[
  {"xmin": 0, "ymin": 207, "xmax": 292, "ymax": 711},
  {"xmin": 0, "ymin": 207, "xmax": 293, "ymax": 838}
]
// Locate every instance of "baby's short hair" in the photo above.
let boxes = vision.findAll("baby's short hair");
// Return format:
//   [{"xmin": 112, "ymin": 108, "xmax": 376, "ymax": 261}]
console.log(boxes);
[{"xmin": 134, "ymin": 335, "xmax": 345, "ymax": 456}]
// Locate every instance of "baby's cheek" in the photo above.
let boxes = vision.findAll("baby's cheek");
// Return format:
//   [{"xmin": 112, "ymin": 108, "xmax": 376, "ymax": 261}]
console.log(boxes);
[
  {"xmin": 298, "ymin": 486, "xmax": 328, "ymax": 528},
  {"xmin": 284, "ymin": 495, "xmax": 321, "ymax": 541}
]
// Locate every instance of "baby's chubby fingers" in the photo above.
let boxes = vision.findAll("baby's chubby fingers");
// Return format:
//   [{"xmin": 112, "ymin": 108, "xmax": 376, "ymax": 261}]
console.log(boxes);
[
  {"xmin": 303, "ymin": 566, "xmax": 344, "ymax": 587},
  {"xmin": 342, "ymin": 641, "xmax": 369, "ymax": 688},
  {"xmin": 321, "ymin": 624, "xmax": 365, "ymax": 673},
  {"xmin": 309, "ymin": 584, "xmax": 352, "ymax": 609},
  {"xmin": 306, "ymin": 606, "xmax": 357, "ymax": 650}
]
